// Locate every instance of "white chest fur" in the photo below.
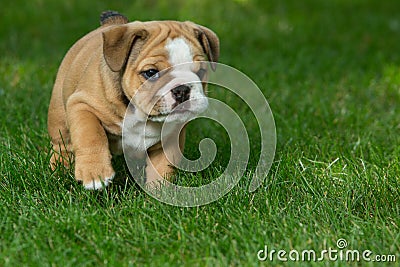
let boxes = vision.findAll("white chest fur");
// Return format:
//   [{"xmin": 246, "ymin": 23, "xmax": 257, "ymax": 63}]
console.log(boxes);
[
  {"xmin": 122, "ymin": 106, "xmax": 161, "ymax": 158},
  {"xmin": 122, "ymin": 104, "xmax": 181, "ymax": 159}
]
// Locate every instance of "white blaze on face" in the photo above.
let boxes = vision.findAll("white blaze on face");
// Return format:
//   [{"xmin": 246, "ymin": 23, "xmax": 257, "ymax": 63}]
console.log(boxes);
[
  {"xmin": 158, "ymin": 37, "xmax": 208, "ymax": 122},
  {"xmin": 166, "ymin": 37, "xmax": 193, "ymax": 66}
]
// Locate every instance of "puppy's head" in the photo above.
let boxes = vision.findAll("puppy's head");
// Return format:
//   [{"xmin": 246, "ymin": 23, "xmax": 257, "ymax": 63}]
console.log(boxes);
[{"xmin": 102, "ymin": 21, "xmax": 219, "ymax": 122}]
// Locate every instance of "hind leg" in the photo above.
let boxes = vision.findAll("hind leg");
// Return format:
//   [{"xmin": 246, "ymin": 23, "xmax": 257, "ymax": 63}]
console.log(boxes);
[
  {"xmin": 48, "ymin": 87, "xmax": 73, "ymax": 169},
  {"xmin": 49, "ymin": 139, "xmax": 73, "ymax": 170}
]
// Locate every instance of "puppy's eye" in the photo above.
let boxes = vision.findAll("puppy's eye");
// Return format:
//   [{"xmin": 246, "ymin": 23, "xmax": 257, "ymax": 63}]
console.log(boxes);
[
  {"xmin": 141, "ymin": 69, "xmax": 160, "ymax": 81},
  {"xmin": 197, "ymin": 68, "xmax": 207, "ymax": 80}
]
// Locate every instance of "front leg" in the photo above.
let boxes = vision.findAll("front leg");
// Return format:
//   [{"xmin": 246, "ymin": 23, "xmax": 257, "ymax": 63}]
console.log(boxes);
[
  {"xmin": 145, "ymin": 126, "xmax": 186, "ymax": 187},
  {"xmin": 67, "ymin": 101, "xmax": 115, "ymax": 190}
]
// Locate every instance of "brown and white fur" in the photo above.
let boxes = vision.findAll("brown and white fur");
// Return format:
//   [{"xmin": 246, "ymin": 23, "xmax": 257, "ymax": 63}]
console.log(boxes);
[{"xmin": 47, "ymin": 11, "xmax": 219, "ymax": 189}]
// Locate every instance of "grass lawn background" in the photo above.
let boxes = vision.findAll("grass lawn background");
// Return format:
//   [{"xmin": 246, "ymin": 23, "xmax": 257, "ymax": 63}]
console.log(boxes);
[{"xmin": 0, "ymin": 0, "xmax": 399, "ymax": 266}]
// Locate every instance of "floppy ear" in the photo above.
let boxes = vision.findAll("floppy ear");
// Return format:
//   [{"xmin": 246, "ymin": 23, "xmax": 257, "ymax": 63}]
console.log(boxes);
[
  {"xmin": 194, "ymin": 25, "xmax": 220, "ymax": 71},
  {"xmin": 102, "ymin": 24, "xmax": 148, "ymax": 72}
]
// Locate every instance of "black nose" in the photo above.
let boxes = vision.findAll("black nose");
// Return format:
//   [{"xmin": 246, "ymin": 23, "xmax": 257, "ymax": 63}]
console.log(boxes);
[{"xmin": 171, "ymin": 85, "xmax": 190, "ymax": 103}]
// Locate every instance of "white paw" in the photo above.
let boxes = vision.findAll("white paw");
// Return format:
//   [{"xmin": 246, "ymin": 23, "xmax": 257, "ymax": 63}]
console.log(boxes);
[{"xmin": 83, "ymin": 173, "xmax": 115, "ymax": 190}]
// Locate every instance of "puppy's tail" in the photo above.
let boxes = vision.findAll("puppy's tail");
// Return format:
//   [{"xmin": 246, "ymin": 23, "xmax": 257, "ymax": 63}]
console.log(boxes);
[{"xmin": 100, "ymin": 11, "xmax": 129, "ymax": 26}]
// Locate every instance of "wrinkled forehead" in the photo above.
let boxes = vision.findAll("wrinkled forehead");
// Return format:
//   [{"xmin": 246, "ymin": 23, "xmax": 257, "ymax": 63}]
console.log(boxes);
[
  {"xmin": 133, "ymin": 22, "xmax": 206, "ymax": 70},
  {"xmin": 165, "ymin": 37, "xmax": 204, "ymax": 71}
]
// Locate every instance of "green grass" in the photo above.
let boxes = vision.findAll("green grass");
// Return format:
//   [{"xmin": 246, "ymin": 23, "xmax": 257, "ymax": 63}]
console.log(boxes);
[{"xmin": 1, "ymin": 0, "xmax": 400, "ymax": 266}]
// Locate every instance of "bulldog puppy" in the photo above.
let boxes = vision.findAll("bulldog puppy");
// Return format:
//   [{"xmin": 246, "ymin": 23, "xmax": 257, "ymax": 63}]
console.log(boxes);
[{"xmin": 47, "ymin": 11, "xmax": 219, "ymax": 189}]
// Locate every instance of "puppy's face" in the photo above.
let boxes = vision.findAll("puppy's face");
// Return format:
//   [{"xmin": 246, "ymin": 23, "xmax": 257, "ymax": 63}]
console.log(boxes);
[
  {"xmin": 102, "ymin": 21, "xmax": 219, "ymax": 122},
  {"xmin": 129, "ymin": 37, "xmax": 209, "ymax": 123}
]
